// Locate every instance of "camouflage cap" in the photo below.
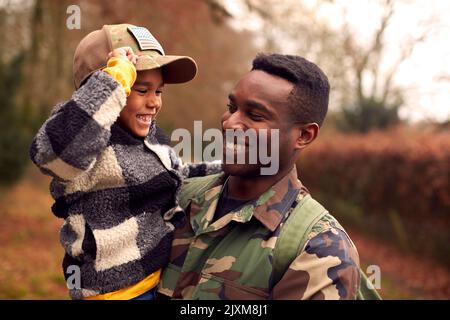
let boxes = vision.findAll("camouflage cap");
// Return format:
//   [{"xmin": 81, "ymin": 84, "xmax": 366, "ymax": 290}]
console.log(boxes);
[{"xmin": 73, "ymin": 24, "xmax": 197, "ymax": 89}]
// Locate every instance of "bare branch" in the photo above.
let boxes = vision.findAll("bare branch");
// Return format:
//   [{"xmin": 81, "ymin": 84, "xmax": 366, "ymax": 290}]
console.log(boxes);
[
  {"xmin": 370, "ymin": 0, "xmax": 395, "ymax": 56},
  {"xmin": 369, "ymin": 0, "xmax": 395, "ymax": 98},
  {"xmin": 340, "ymin": 0, "xmax": 395, "ymax": 104},
  {"xmin": 381, "ymin": 27, "xmax": 431, "ymax": 104},
  {"xmin": 243, "ymin": 0, "xmax": 272, "ymax": 20},
  {"xmin": 203, "ymin": 0, "xmax": 233, "ymax": 23}
]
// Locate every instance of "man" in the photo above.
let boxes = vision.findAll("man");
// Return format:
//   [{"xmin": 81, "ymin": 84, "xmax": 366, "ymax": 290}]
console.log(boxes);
[{"xmin": 158, "ymin": 54, "xmax": 360, "ymax": 300}]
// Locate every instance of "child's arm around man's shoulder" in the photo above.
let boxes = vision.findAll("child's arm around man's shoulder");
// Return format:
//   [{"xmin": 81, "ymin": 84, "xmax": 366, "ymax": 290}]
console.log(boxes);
[
  {"xmin": 30, "ymin": 47, "xmax": 137, "ymax": 181},
  {"xmin": 167, "ymin": 147, "xmax": 223, "ymax": 178}
]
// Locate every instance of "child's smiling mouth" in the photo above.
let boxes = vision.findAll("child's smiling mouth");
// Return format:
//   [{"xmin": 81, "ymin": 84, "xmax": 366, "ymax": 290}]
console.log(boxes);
[{"xmin": 136, "ymin": 114, "xmax": 153, "ymax": 126}]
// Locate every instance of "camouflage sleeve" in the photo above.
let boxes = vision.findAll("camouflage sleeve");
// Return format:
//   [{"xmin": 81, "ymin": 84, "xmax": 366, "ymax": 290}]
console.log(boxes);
[{"xmin": 272, "ymin": 227, "xmax": 360, "ymax": 300}]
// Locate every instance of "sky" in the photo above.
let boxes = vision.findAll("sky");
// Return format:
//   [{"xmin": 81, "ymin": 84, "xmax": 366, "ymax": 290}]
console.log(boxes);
[
  {"xmin": 338, "ymin": 0, "xmax": 450, "ymax": 123},
  {"xmin": 223, "ymin": 0, "xmax": 450, "ymax": 123}
]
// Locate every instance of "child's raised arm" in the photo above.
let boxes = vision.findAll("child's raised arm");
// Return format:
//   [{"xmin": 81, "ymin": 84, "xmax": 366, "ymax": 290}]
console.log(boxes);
[{"xmin": 30, "ymin": 47, "xmax": 137, "ymax": 181}]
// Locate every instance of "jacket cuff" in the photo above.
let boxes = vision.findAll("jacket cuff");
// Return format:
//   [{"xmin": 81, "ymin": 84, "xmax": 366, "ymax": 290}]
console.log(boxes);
[{"xmin": 102, "ymin": 57, "xmax": 137, "ymax": 96}]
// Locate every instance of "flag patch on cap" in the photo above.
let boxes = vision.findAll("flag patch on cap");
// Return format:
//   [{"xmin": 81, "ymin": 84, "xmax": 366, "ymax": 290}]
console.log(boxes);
[{"xmin": 127, "ymin": 26, "xmax": 165, "ymax": 55}]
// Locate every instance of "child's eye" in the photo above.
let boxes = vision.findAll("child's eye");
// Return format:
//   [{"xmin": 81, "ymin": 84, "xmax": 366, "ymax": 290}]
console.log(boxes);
[{"xmin": 134, "ymin": 88, "xmax": 147, "ymax": 94}]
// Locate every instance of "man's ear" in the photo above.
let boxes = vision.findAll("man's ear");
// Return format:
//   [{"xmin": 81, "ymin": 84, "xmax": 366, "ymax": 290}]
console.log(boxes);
[{"xmin": 294, "ymin": 123, "xmax": 319, "ymax": 150}]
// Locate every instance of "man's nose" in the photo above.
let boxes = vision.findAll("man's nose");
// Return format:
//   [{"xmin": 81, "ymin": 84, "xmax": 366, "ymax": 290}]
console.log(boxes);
[{"xmin": 222, "ymin": 111, "xmax": 246, "ymax": 130}]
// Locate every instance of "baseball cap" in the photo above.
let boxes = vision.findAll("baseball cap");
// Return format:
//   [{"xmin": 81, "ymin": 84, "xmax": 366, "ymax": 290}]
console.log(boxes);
[{"xmin": 73, "ymin": 24, "xmax": 197, "ymax": 89}]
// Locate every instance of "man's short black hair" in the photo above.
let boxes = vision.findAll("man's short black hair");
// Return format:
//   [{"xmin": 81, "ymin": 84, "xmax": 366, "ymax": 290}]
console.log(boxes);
[{"xmin": 252, "ymin": 53, "xmax": 330, "ymax": 126}]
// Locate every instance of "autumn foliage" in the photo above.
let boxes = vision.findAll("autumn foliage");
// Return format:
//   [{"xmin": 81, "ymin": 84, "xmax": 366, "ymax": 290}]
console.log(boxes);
[{"xmin": 298, "ymin": 127, "xmax": 450, "ymax": 265}]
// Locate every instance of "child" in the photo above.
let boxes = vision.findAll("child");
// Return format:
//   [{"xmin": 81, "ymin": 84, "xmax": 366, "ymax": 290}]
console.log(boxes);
[{"xmin": 30, "ymin": 24, "xmax": 221, "ymax": 300}]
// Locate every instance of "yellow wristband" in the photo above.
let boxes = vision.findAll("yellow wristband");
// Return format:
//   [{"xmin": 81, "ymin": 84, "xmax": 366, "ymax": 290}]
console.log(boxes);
[{"xmin": 102, "ymin": 57, "xmax": 137, "ymax": 96}]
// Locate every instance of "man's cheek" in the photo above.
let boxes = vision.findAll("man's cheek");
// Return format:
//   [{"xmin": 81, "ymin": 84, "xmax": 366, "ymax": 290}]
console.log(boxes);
[{"xmin": 221, "ymin": 112, "xmax": 230, "ymax": 123}]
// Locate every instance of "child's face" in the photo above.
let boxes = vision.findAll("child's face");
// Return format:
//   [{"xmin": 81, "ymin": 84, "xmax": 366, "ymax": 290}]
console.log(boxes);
[{"xmin": 118, "ymin": 68, "xmax": 164, "ymax": 137}]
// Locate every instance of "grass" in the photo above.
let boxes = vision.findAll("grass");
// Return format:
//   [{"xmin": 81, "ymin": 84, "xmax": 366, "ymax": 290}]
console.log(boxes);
[
  {"xmin": 359, "ymin": 262, "xmax": 415, "ymax": 300},
  {"xmin": 0, "ymin": 164, "xmax": 68, "ymax": 299}
]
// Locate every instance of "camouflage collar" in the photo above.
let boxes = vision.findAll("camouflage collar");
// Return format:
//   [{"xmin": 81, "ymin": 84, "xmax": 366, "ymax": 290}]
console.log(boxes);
[
  {"xmin": 252, "ymin": 166, "xmax": 304, "ymax": 231},
  {"xmin": 190, "ymin": 166, "xmax": 305, "ymax": 233}
]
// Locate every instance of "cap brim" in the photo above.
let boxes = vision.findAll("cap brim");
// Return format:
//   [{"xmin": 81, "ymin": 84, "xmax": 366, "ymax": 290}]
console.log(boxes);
[{"xmin": 136, "ymin": 54, "xmax": 197, "ymax": 84}]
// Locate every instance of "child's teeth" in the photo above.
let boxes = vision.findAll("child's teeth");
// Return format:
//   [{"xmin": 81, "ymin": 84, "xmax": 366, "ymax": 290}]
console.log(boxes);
[{"xmin": 137, "ymin": 115, "xmax": 152, "ymax": 122}]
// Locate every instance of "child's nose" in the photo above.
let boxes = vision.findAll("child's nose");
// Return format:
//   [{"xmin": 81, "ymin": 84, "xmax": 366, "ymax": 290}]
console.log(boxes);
[{"xmin": 146, "ymin": 94, "xmax": 160, "ymax": 111}]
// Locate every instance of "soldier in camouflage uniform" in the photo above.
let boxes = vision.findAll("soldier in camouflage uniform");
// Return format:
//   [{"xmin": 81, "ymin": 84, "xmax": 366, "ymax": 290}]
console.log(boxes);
[{"xmin": 158, "ymin": 54, "xmax": 360, "ymax": 300}]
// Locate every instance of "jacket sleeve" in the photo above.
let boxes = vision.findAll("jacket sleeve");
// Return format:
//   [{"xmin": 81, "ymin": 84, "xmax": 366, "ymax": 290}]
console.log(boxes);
[
  {"xmin": 272, "ymin": 227, "xmax": 360, "ymax": 300},
  {"xmin": 29, "ymin": 69, "xmax": 128, "ymax": 181},
  {"xmin": 168, "ymin": 147, "xmax": 223, "ymax": 178}
]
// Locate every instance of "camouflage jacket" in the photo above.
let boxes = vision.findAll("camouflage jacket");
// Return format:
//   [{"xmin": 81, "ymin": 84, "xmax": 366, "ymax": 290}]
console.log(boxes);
[{"xmin": 158, "ymin": 167, "xmax": 360, "ymax": 300}]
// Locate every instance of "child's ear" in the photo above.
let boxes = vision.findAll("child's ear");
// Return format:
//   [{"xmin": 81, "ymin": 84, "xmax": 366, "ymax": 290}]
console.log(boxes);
[{"xmin": 294, "ymin": 123, "xmax": 319, "ymax": 150}]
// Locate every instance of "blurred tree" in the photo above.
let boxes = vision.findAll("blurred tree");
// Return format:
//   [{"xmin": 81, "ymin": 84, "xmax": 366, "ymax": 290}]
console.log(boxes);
[
  {"xmin": 0, "ymin": 1, "xmax": 36, "ymax": 185},
  {"xmin": 339, "ymin": 96, "xmax": 400, "ymax": 133},
  {"xmin": 336, "ymin": 0, "xmax": 425, "ymax": 132},
  {"xmin": 211, "ymin": 0, "xmax": 436, "ymax": 132},
  {"xmin": 0, "ymin": 51, "xmax": 30, "ymax": 185}
]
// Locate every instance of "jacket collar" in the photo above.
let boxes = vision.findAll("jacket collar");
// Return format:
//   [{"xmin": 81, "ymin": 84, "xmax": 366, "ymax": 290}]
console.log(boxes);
[
  {"xmin": 189, "ymin": 166, "xmax": 306, "ymax": 233},
  {"xmin": 252, "ymin": 166, "xmax": 304, "ymax": 231}
]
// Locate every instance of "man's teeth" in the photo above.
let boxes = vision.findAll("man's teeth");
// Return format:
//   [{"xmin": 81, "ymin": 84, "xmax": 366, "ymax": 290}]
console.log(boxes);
[
  {"xmin": 225, "ymin": 142, "xmax": 237, "ymax": 151},
  {"xmin": 225, "ymin": 142, "xmax": 247, "ymax": 152}
]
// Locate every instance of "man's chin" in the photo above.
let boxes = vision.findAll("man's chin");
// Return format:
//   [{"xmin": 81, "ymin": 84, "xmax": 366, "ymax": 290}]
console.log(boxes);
[{"xmin": 223, "ymin": 163, "xmax": 262, "ymax": 178}]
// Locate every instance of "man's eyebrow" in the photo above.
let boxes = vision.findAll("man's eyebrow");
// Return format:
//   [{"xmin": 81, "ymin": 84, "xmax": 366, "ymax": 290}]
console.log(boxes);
[
  {"xmin": 246, "ymin": 100, "xmax": 274, "ymax": 116},
  {"xmin": 228, "ymin": 94, "xmax": 275, "ymax": 116}
]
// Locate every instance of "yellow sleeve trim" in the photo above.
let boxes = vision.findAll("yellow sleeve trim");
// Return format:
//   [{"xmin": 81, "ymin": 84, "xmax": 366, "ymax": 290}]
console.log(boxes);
[
  {"xmin": 102, "ymin": 57, "xmax": 137, "ymax": 96},
  {"xmin": 85, "ymin": 269, "xmax": 161, "ymax": 300}
]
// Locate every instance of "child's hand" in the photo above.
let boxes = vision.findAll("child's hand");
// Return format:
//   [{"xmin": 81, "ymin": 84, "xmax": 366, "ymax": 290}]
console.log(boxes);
[
  {"xmin": 107, "ymin": 47, "xmax": 138, "ymax": 65},
  {"xmin": 103, "ymin": 46, "xmax": 138, "ymax": 96}
]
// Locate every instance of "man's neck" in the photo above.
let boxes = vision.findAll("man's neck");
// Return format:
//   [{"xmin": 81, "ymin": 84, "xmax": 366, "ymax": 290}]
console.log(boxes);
[{"xmin": 227, "ymin": 165, "xmax": 295, "ymax": 200}]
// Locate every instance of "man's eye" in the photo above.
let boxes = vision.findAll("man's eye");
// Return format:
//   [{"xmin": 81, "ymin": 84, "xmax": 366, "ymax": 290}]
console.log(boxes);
[
  {"xmin": 227, "ymin": 104, "xmax": 237, "ymax": 113},
  {"xmin": 249, "ymin": 113, "xmax": 264, "ymax": 121},
  {"xmin": 156, "ymin": 90, "xmax": 163, "ymax": 95}
]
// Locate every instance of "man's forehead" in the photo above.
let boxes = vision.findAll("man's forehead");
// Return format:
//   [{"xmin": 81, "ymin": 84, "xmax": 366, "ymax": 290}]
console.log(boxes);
[{"xmin": 232, "ymin": 70, "xmax": 294, "ymax": 102}]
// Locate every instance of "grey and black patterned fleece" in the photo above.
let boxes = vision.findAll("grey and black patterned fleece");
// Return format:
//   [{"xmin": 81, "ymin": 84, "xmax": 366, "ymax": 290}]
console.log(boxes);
[{"xmin": 30, "ymin": 70, "xmax": 222, "ymax": 299}]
